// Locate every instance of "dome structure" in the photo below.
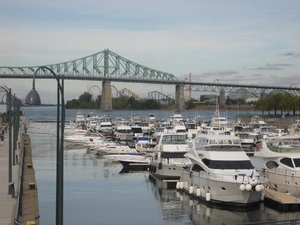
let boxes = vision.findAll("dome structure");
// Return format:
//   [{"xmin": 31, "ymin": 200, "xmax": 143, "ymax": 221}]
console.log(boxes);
[{"xmin": 25, "ymin": 88, "xmax": 41, "ymax": 105}]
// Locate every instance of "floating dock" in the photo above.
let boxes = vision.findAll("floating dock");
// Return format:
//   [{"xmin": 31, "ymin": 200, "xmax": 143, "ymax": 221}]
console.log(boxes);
[{"xmin": 263, "ymin": 188, "xmax": 300, "ymax": 212}]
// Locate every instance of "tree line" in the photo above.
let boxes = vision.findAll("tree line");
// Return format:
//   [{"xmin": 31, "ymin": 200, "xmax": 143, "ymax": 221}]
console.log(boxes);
[
  {"xmin": 66, "ymin": 91, "xmax": 300, "ymax": 113},
  {"xmin": 254, "ymin": 92, "xmax": 300, "ymax": 116},
  {"xmin": 66, "ymin": 92, "xmax": 162, "ymax": 110}
]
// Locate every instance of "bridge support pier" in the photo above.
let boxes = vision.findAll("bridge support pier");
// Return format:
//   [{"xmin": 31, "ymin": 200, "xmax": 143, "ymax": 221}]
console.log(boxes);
[
  {"xmin": 100, "ymin": 81, "xmax": 112, "ymax": 111},
  {"xmin": 175, "ymin": 84, "xmax": 185, "ymax": 111},
  {"xmin": 220, "ymin": 91, "xmax": 225, "ymax": 107}
]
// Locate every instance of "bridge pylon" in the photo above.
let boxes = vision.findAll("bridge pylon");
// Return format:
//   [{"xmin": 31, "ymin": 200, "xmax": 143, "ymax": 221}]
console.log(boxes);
[
  {"xmin": 100, "ymin": 81, "xmax": 112, "ymax": 111},
  {"xmin": 175, "ymin": 84, "xmax": 185, "ymax": 111}
]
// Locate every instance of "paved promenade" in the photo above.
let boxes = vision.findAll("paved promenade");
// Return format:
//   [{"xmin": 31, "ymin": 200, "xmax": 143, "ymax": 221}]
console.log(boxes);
[
  {"xmin": 0, "ymin": 127, "xmax": 19, "ymax": 225},
  {"xmin": 0, "ymin": 125, "xmax": 39, "ymax": 225}
]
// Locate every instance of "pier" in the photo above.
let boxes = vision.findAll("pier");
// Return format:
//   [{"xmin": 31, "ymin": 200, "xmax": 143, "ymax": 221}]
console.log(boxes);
[{"xmin": 0, "ymin": 122, "xmax": 39, "ymax": 225}]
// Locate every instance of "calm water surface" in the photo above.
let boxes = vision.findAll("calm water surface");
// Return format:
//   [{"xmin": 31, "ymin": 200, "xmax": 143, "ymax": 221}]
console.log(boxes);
[{"xmin": 23, "ymin": 107, "xmax": 300, "ymax": 225}]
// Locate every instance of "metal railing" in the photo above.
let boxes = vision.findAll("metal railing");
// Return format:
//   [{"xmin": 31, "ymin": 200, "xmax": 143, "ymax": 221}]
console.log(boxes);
[{"xmin": 14, "ymin": 143, "xmax": 25, "ymax": 225}]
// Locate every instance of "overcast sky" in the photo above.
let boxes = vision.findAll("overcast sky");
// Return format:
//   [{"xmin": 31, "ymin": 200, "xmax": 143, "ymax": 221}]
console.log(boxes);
[{"xmin": 0, "ymin": 0, "xmax": 299, "ymax": 104}]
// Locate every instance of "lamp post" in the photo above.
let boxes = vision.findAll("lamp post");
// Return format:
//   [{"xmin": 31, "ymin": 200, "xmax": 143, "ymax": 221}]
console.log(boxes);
[
  {"xmin": 26, "ymin": 66, "xmax": 65, "ymax": 225},
  {"xmin": 0, "ymin": 86, "xmax": 14, "ymax": 195}
]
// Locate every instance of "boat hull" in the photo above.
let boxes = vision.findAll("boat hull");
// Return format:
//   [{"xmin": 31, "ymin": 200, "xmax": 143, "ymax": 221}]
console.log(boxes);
[
  {"xmin": 178, "ymin": 171, "xmax": 265, "ymax": 207},
  {"xmin": 258, "ymin": 168, "xmax": 300, "ymax": 197}
]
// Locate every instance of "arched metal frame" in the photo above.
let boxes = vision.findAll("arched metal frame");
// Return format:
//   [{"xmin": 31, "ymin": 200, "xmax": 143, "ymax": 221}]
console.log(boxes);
[{"xmin": 32, "ymin": 66, "xmax": 65, "ymax": 225}]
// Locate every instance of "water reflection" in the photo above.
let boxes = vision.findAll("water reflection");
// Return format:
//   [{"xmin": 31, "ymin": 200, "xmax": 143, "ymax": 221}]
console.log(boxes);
[{"xmin": 148, "ymin": 176, "xmax": 300, "ymax": 224}]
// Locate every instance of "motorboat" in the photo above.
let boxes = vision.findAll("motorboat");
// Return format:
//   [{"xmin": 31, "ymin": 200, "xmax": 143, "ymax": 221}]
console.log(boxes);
[
  {"xmin": 74, "ymin": 111, "xmax": 86, "ymax": 125},
  {"xmin": 209, "ymin": 109, "xmax": 229, "ymax": 129},
  {"xmin": 259, "ymin": 126, "xmax": 276, "ymax": 138},
  {"xmin": 146, "ymin": 114, "xmax": 156, "ymax": 128},
  {"xmin": 242, "ymin": 127, "xmax": 258, "ymax": 140},
  {"xmin": 255, "ymin": 140, "xmax": 300, "ymax": 197},
  {"xmin": 172, "ymin": 120, "xmax": 187, "ymax": 135},
  {"xmin": 148, "ymin": 133, "xmax": 191, "ymax": 180},
  {"xmin": 96, "ymin": 115, "xmax": 113, "ymax": 135},
  {"xmin": 94, "ymin": 140, "xmax": 137, "ymax": 156},
  {"xmin": 64, "ymin": 129, "xmax": 103, "ymax": 146},
  {"xmin": 102, "ymin": 153, "xmax": 150, "ymax": 168},
  {"xmin": 177, "ymin": 134, "xmax": 267, "ymax": 208},
  {"xmin": 115, "ymin": 119, "xmax": 133, "ymax": 141},
  {"xmin": 168, "ymin": 111, "xmax": 184, "ymax": 125},
  {"xmin": 248, "ymin": 116, "xmax": 266, "ymax": 133},
  {"xmin": 238, "ymin": 132, "xmax": 255, "ymax": 149}
]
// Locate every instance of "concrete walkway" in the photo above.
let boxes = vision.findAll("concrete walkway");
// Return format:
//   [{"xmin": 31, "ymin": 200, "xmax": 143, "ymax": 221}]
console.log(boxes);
[
  {"xmin": 0, "ymin": 127, "xmax": 19, "ymax": 225},
  {"xmin": 0, "ymin": 125, "xmax": 39, "ymax": 225}
]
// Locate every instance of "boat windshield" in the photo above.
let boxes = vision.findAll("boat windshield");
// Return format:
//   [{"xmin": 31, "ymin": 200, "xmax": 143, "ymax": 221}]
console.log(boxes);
[
  {"xmin": 161, "ymin": 152, "xmax": 186, "ymax": 158},
  {"xmin": 202, "ymin": 159, "xmax": 254, "ymax": 169},
  {"xmin": 294, "ymin": 158, "xmax": 300, "ymax": 167},
  {"xmin": 205, "ymin": 146, "xmax": 243, "ymax": 151},
  {"xmin": 161, "ymin": 135, "xmax": 186, "ymax": 144}
]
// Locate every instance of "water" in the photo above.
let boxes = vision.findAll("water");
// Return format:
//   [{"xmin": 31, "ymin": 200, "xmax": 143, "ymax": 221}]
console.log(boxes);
[{"xmin": 23, "ymin": 107, "xmax": 300, "ymax": 225}]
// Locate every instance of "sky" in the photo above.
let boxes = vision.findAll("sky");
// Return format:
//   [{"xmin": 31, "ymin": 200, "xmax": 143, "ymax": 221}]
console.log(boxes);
[{"xmin": 0, "ymin": 0, "xmax": 299, "ymax": 104}]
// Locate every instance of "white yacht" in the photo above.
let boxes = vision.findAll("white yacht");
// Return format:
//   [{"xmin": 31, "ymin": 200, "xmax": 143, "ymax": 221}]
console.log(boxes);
[
  {"xmin": 148, "ymin": 133, "xmax": 191, "ymax": 180},
  {"xmin": 177, "ymin": 134, "xmax": 267, "ymax": 208},
  {"xmin": 255, "ymin": 140, "xmax": 300, "ymax": 197},
  {"xmin": 74, "ymin": 111, "xmax": 86, "ymax": 125},
  {"xmin": 248, "ymin": 116, "xmax": 266, "ymax": 133},
  {"xmin": 115, "ymin": 119, "xmax": 133, "ymax": 141}
]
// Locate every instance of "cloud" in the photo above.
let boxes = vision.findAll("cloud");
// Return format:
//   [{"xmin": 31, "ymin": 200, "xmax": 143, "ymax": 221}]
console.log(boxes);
[
  {"xmin": 266, "ymin": 63, "xmax": 294, "ymax": 67},
  {"xmin": 283, "ymin": 52, "xmax": 300, "ymax": 57},
  {"xmin": 250, "ymin": 67, "xmax": 282, "ymax": 71}
]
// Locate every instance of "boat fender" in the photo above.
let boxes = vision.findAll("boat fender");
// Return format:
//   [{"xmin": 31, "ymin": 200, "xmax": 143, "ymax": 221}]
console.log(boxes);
[
  {"xmin": 180, "ymin": 182, "xmax": 184, "ymax": 189},
  {"xmin": 245, "ymin": 184, "xmax": 252, "ymax": 191},
  {"xmin": 255, "ymin": 184, "xmax": 262, "ymax": 192},
  {"xmin": 189, "ymin": 186, "xmax": 194, "ymax": 194},
  {"xmin": 196, "ymin": 188, "xmax": 201, "ymax": 196},
  {"xmin": 239, "ymin": 184, "xmax": 246, "ymax": 191},
  {"xmin": 206, "ymin": 192, "xmax": 211, "ymax": 201},
  {"xmin": 260, "ymin": 192, "xmax": 265, "ymax": 201},
  {"xmin": 176, "ymin": 182, "xmax": 180, "ymax": 189}
]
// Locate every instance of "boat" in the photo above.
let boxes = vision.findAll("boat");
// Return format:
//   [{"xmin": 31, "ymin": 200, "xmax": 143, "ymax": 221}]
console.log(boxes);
[
  {"xmin": 146, "ymin": 114, "xmax": 156, "ymax": 128},
  {"xmin": 177, "ymin": 134, "xmax": 267, "ymax": 208},
  {"xmin": 255, "ymin": 140, "xmax": 300, "ymax": 197},
  {"xmin": 248, "ymin": 116, "xmax": 266, "ymax": 133},
  {"xmin": 94, "ymin": 139, "xmax": 137, "ymax": 156},
  {"xmin": 288, "ymin": 120, "xmax": 300, "ymax": 135},
  {"xmin": 102, "ymin": 153, "xmax": 150, "ymax": 169},
  {"xmin": 238, "ymin": 132, "xmax": 255, "ymax": 152},
  {"xmin": 148, "ymin": 133, "xmax": 191, "ymax": 180},
  {"xmin": 115, "ymin": 119, "xmax": 133, "ymax": 141},
  {"xmin": 74, "ymin": 111, "xmax": 86, "ymax": 125},
  {"xmin": 64, "ymin": 129, "xmax": 103, "ymax": 146}
]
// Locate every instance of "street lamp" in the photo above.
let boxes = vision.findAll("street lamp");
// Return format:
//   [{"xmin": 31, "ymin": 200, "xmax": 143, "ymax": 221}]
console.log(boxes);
[
  {"xmin": 0, "ymin": 86, "xmax": 20, "ymax": 194},
  {"xmin": 26, "ymin": 66, "xmax": 65, "ymax": 225}
]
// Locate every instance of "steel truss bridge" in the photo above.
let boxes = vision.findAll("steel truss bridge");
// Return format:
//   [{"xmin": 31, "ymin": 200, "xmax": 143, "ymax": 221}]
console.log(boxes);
[{"xmin": 0, "ymin": 49, "xmax": 299, "ymax": 97}]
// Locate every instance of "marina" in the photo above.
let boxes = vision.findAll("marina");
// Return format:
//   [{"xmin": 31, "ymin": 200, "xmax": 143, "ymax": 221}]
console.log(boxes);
[{"xmin": 2, "ymin": 107, "xmax": 300, "ymax": 224}]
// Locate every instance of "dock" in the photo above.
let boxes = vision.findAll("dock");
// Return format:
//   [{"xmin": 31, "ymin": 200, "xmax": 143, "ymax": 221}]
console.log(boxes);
[
  {"xmin": 263, "ymin": 188, "xmax": 300, "ymax": 212},
  {"xmin": 0, "ymin": 123, "xmax": 39, "ymax": 225}
]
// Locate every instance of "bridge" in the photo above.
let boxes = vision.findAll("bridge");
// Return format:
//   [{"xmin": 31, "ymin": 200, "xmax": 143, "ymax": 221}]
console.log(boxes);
[{"xmin": 1, "ymin": 49, "xmax": 299, "ymax": 111}]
